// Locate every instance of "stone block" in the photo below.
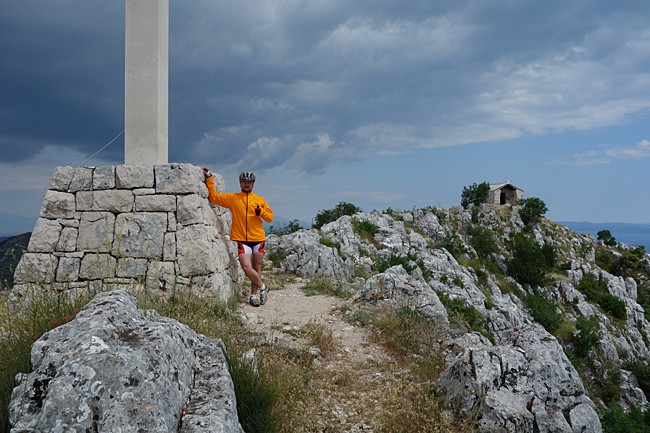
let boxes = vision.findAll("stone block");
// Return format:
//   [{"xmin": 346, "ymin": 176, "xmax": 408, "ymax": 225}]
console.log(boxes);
[
  {"xmin": 155, "ymin": 164, "xmax": 203, "ymax": 194},
  {"xmin": 14, "ymin": 253, "xmax": 58, "ymax": 284},
  {"xmin": 113, "ymin": 213, "xmax": 167, "ymax": 258},
  {"xmin": 177, "ymin": 194, "xmax": 205, "ymax": 225},
  {"xmin": 77, "ymin": 190, "xmax": 134, "ymax": 212},
  {"xmin": 78, "ymin": 212, "xmax": 116, "ymax": 252},
  {"xmin": 80, "ymin": 254, "xmax": 116, "ymax": 280},
  {"xmin": 133, "ymin": 188, "xmax": 156, "ymax": 196},
  {"xmin": 93, "ymin": 166, "xmax": 116, "ymax": 190},
  {"xmin": 49, "ymin": 166, "xmax": 76, "ymax": 191},
  {"xmin": 117, "ymin": 257, "xmax": 149, "ymax": 278},
  {"xmin": 68, "ymin": 167, "xmax": 93, "ymax": 192},
  {"xmin": 146, "ymin": 260, "xmax": 176, "ymax": 291},
  {"xmin": 57, "ymin": 226, "xmax": 78, "ymax": 252},
  {"xmin": 40, "ymin": 190, "xmax": 76, "ymax": 219},
  {"xmin": 116, "ymin": 165, "xmax": 155, "ymax": 189},
  {"xmin": 163, "ymin": 232, "xmax": 176, "ymax": 261},
  {"xmin": 135, "ymin": 194, "xmax": 176, "ymax": 212},
  {"xmin": 176, "ymin": 225, "xmax": 221, "ymax": 277},
  {"xmin": 28, "ymin": 218, "xmax": 62, "ymax": 252},
  {"xmin": 56, "ymin": 257, "xmax": 81, "ymax": 282}
]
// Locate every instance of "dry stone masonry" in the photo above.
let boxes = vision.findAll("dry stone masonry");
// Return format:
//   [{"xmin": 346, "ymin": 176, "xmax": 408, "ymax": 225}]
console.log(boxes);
[{"xmin": 9, "ymin": 164, "xmax": 242, "ymax": 309}]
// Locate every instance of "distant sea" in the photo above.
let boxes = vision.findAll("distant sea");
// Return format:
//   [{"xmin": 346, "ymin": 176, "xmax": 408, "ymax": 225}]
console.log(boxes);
[{"xmin": 560, "ymin": 221, "xmax": 650, "ymax": 251}]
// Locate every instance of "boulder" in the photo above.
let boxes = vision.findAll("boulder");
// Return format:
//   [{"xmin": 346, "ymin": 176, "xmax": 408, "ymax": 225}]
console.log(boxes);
[{"xmin": 9, "ymin": 289, "xmax": 244, "ymax": 433}]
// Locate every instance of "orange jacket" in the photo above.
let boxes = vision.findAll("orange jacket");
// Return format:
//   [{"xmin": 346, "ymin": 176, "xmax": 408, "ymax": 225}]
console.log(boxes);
[{"xmin": 205, "ymin": 176, "xmax": 274, "ymax": 242}]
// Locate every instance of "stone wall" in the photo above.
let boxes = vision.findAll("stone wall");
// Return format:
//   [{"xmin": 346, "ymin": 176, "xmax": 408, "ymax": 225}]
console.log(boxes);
[{"xmin": 9, "ymin": 163, "xmax": 242, "ymax": 308}]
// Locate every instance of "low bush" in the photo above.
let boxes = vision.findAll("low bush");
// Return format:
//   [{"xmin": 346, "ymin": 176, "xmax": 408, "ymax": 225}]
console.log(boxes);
[
  {"xmin": 573, "ymin": 316, "xmax": 602, "ymax": 358},
  {"xmin": 374, "ymin": 254, "xmax": 418, "ymax": 273},
  {"xmin": 600, "ymin": 404, "xmax": 650, "ymax": 433},
  {"xmin": 578, "ymin": 274, "xmax": 627, "ymax": 321},
  {"xmin": 507, "ymin": 233, "xmax": 553, "ymax": 288},
  {"xmin": 522, "ymin": 293, "xmax": 562, "ymax": 334}
]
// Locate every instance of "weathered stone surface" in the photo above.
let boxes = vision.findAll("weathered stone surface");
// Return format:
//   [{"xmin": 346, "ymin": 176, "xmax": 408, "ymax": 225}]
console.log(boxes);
[
  {"xmin": 77, "ymin": 190, "xmax": 134, "ymax": 212},
  {"xmin": 79, "ymin": 254, "xmax": 117, "ymax": 280},
  {"xmin": 77, "ymin": 211, "xmax": 116, "ymax": 252},
  {"xmin": 146, "ymin": 261, "xmax": 176, "ymax": 291},
  {"xmin": 14, "ymin": 253, "xmax": 57, "ymax": 284},
  {"xmin": 155, "ymin": 164, "xmax": 204, "ymax": 195},
  {"xmin": 56, "ymin": 256, "xmax": 81, "ymax": 282},
  {"xmin": 117, "ymin": 257, "xmax": 149, "ymax": 278},
  {"xmin": 358, "ymin": 266, "xmax": 449, "ymax": 324},
  {"xmin": 164, "ymin": 232, "xmax": 177, "ymax": 261},
  {"xmin": 113, "ymin": 212, "xmax": 168, "ymax": 258},
  {"xmin": 93, "ymin": 165, "xmax": 115, "ymax": 190},
  {"xmin": 10, "ymin": 164, "xmax": 242, "ymax": 309},
  {"xmin": 267, "ymin": 230, "xmax": 354, "ymax": 280},
  {"xmin": 135, "ymin": 194, "xmax": 177, "ymax": 212},
  {"xmin": 115, "ymin": 165, "xmax": 155, "ymax": 188},
  {"xmin": 48, "ymin": 166, "xmax": 76, "ymax": 191},
  {"xmin": 9, "ymin": 290, "xmax": 244, "ymax": 433},
  {"xmin": 177, "ymin": 194, "xmax": 207, "ymax": 226},
  {"xmin": 68, "ymin": 167, "xmax": 93, "ymax": 192},
  {"xmin": 40, "ymin": 190, "xmax": 76, "ymax": 219},
  {"xmin": 56, "ymin": 226, "xmax": 77, "ymax": 252},
  {"xmin": 28, "ymin": 218, "xmax": 62, "ymax": 252},
  {"xmin": 176, "ymin": 225, "xmax": 221, "ymax": 276}
]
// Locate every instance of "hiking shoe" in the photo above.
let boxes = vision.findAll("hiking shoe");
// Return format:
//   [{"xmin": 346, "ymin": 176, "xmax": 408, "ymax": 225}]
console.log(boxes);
[
  {"xmin": 259, "ymin": 284, "xmax": 269, "ymax": 305},
  {"xmin": 249, "ymin": 295, "xmax": 260, "ymax": 307}
]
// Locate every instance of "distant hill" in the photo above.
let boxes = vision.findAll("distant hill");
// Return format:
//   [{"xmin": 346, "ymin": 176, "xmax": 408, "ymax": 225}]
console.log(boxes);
[
  {"xmin": 560, "ymin": 221, "xmax": 650, "ymax": 250},
  {"xmin": 263, "ymin": 216, "xmax": 311, "ymax": 232},
  {"xmin": 0, "ymin": 232, "xmax": 31, "ymax": 289}
]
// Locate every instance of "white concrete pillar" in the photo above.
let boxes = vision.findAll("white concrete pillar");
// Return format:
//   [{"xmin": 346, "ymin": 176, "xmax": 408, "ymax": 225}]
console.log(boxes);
[{"xmin": 124, "ymin": 0, "xmax": 169, "ymax": 165}]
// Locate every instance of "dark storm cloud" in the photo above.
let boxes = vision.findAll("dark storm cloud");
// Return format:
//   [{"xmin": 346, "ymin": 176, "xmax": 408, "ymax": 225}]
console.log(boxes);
[
  {"xmin": 0, "ymin": 0, "xmax": 124, "ymax": 163},
  {"xmin": 3, "ymin": 0, "xmax": 650, "ymax": 174}
]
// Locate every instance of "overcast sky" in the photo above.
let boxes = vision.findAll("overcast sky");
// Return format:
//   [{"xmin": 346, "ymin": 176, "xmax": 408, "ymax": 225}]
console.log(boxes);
[{"xmin": 1, "ymin": 0, "xmax": 649, "ymax": 236}]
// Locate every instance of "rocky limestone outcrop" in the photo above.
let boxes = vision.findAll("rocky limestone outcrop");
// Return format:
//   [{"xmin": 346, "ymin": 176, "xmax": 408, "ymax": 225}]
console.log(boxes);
[
  {"xmin": 9, "ymin": 289, "xmax": 244, "ymax": 433},
  {"xmin": 266, "ymin": 207, "xmax": 650, "ymax": 431},
  {"xmin": 9, "ymin": 164, "xmax": 243, "ymax": 310}
]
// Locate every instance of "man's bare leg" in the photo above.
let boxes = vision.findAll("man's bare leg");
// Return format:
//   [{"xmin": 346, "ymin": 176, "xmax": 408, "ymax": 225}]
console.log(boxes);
[{"xmin": 239, "ymin": 253, "xmax": 263, "ymax": 294}]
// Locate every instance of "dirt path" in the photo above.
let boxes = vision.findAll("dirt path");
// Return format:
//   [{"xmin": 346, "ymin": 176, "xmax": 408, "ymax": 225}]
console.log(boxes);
[{"xmin": 238, "ymin": 281, "xmax": 404, "ymax": 432}]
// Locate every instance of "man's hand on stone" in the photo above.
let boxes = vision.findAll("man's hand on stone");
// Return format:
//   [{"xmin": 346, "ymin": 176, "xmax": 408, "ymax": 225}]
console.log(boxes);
[{"xmin": 202, "ymin": 167, "xmax": 212, "ymax": 179}]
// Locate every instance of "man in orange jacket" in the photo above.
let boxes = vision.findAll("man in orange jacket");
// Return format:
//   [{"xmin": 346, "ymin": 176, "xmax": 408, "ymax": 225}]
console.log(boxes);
[{"xmin": 203, "ymin": 168, "xmax": 274, "ymax": 307}]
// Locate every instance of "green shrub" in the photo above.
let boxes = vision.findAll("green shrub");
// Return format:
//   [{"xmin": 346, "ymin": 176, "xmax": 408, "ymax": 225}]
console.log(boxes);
[
  {"xmin": 468, "ymin": 226, "xmax": 498, "ymax": 259},
  {"xmin": 597, "ymin": 230, "xmax": 617, "ymax": 246},
  {"xmin": 518, "ymin": 197, "xmax": 548, "ymax": 226},
  {"xmin": 374, "ymin": 254, "xmax": 418, "ymax": 273},
  {"xmin": 460, "ymin": 182, "xmax": 490, "ymax": 208},
  {"xmin": 507, "ymin": 233, "xmax": 552, "ymax": 288},
  {"xmin": 523, "ymin": 293, "xmax": 562, "ymax": 334},
  {"xmin": 573, "ymin": 316, "xmax": 602, "ymax": 358},
  {"xmin": 352, "ymin": 219, "xmax": 379, "ymax": 242},
  {"xmin": 266, "ymin": 249, "xmax": 287, "ymax": 267},
  {"xmin": 599, "ymin": 294, "xmax": 627, "ymax": 320},
  {"xmin": 313, "ymin": 202, "xmax": 361, "ymax": 229},
  {"xmin": 578, "ymin": 274, "xmax": 627, "ymax": 321},
  {"xmin": 624, "ymin": 362, "xmax": 650, "ymax": 397},
  {"xmin": 600, "ymin": 404, "xmax": 650, "ymax": 433},
  {"xmin": 303, "ymin": 277, "xmax": 353, "ymax": 299},
  {"xmin": 225, "ymin": 348, "xmax": 281, "ymax": 433},
  {"xmin": 442, "ymin": 233, "xmax": 466, "ymax": 259},
  {"xmin": 595, "ymin": 247, "xmax": 615, "ymax": 273},
  {"xmin": 438, "ymin": 293, "xmax": 495, "ymax": 343}
]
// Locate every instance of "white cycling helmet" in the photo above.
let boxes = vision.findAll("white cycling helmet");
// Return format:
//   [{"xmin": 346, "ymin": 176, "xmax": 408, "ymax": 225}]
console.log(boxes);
[{"xmin": 239, "ymin": 171, "xmax": 255, "ymax": 182}]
